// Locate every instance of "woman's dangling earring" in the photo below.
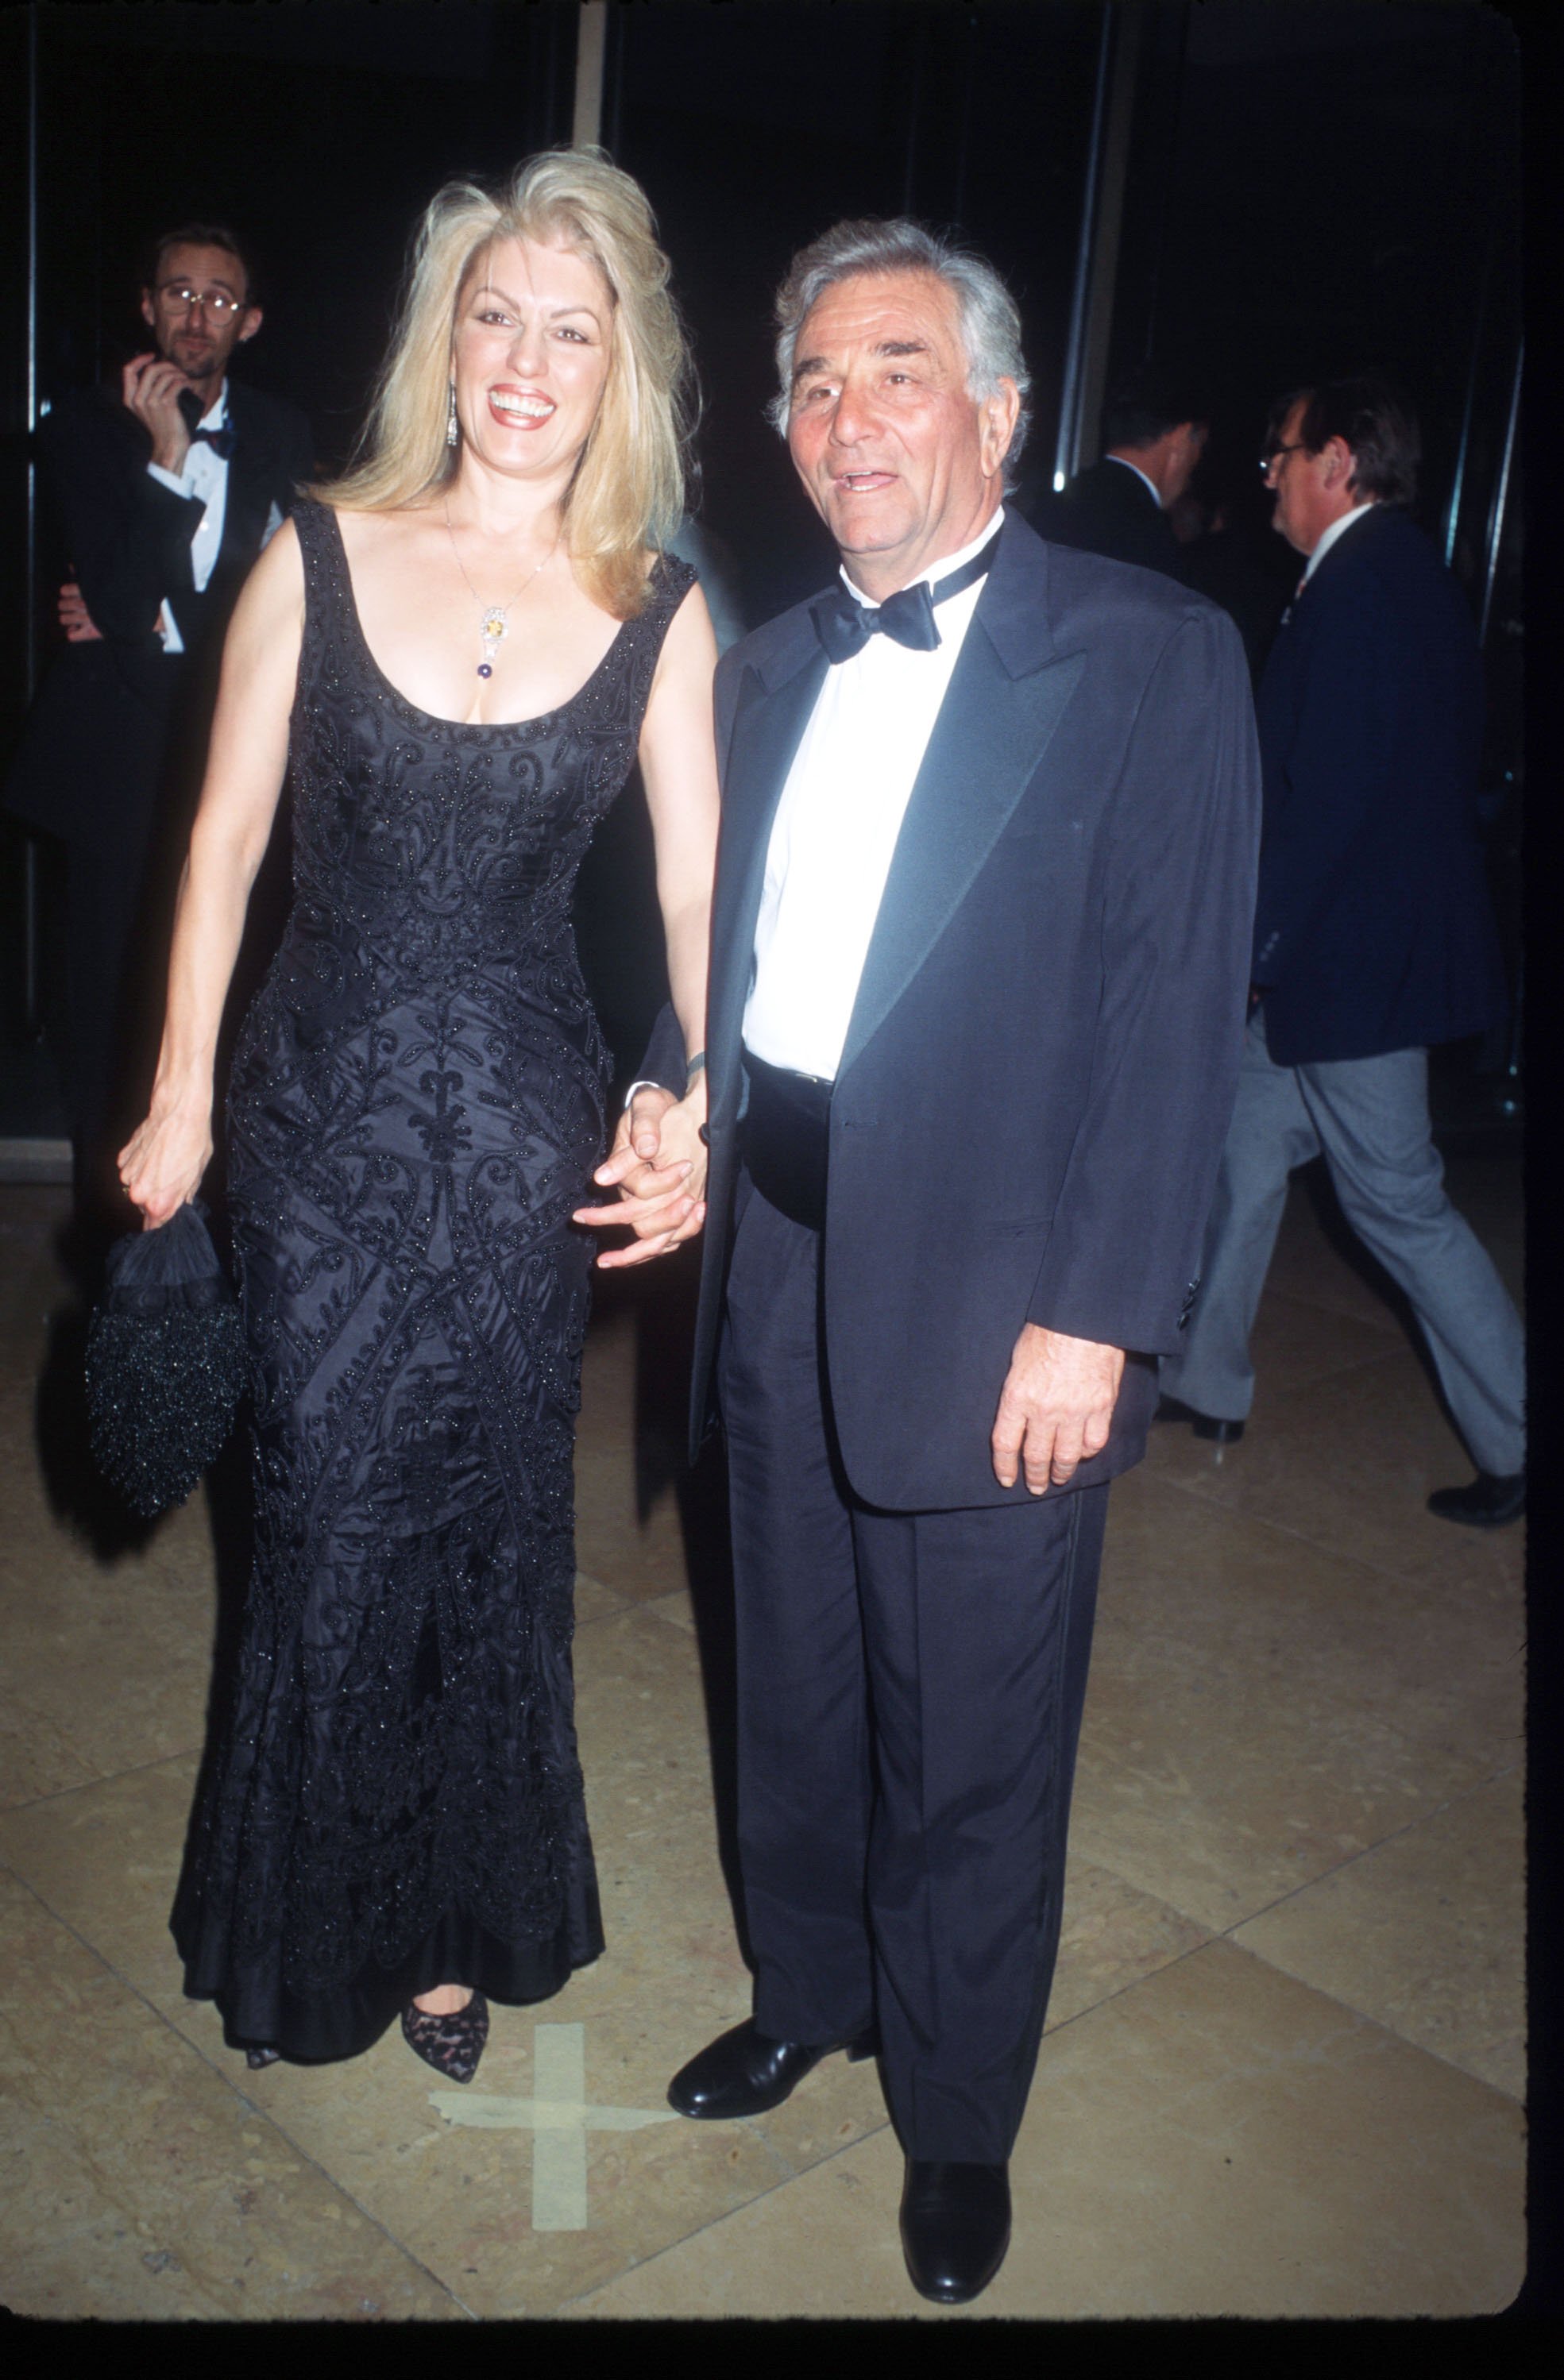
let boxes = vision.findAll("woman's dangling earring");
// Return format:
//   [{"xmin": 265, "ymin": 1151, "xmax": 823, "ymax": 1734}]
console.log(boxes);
[{"xmin": 446, "ymin": 384, "xmax": 459, "ymax": 449}]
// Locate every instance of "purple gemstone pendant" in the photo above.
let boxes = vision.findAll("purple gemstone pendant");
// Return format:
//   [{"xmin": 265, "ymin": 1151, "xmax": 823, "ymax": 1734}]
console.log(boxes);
[{"xmin": 477, "ymin": 663, "xmax": 492, "ymax": 678}]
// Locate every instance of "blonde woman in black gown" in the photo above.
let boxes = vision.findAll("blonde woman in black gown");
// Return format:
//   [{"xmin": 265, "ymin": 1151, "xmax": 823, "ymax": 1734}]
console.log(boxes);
[{"xmin": 118, "ymin": 152, "xmax": 718, "ymax": 2078}]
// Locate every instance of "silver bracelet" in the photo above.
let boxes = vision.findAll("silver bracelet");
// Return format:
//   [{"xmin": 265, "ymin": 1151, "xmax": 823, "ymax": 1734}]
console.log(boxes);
[{"xmin": 684, "ymin": 1050, "xmax": 707, "ymax": 1090}]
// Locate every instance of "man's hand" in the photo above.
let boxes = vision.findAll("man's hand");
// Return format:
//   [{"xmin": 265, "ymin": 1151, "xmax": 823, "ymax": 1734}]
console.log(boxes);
[
  {"xmin": 991, "ymin": 1323, "xmax": 1125, "ymax": 1493},
  {"xmin": 122, "ymin": 350, "xmax": 195, "ymax": 476},
  {"xmin": 572, "ymin": 1084, "xmax": 709, "ymax": 1268},
  {"xmin": 58, "ymin": 581, "xmax": 102, "ymax": 642}
]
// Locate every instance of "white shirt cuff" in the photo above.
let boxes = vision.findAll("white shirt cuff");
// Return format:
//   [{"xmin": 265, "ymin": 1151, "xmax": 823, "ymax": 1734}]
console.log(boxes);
[{"xmin": 147, "ymin": 460, "xmax": 195, "ymax": 497}]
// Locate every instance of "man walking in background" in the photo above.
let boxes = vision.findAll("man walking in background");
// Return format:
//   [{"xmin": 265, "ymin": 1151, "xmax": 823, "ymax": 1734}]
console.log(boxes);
[{"xmin": 1158, "ymin": 375, "xmax": 1523, "ymax": 1526}]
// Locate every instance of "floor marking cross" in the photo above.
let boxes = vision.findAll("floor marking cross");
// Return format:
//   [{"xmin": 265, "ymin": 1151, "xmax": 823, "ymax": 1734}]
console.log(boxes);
[{"xmin": 429, "ymin": 2022, "xmax": 677, "ymax": 2230}]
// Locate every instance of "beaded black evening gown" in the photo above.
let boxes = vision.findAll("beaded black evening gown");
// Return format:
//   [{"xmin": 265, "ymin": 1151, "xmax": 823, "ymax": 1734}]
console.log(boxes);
[{"xmin": 172, "ymin": 500, "xmax": 695, "ymax": 2062}]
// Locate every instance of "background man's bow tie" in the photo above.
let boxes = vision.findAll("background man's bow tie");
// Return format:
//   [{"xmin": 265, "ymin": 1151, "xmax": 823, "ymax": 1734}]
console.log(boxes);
[
  {"xmin": 810, "ymin": 532, "xmax": 999, "ymax": 664},
  {"xmin": 178, "ymin": 389, "xmax": 234, "ymax": 458}
]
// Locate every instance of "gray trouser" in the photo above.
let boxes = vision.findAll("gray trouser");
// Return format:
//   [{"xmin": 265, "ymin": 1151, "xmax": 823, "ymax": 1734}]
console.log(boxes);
[{"xmin": 1160, "ymin": 1010, "xmax": 1525, "ymax": 1477}]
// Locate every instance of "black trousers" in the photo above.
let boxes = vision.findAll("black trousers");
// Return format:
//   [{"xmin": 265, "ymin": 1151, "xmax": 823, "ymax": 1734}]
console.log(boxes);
[{"xmin": 718, "ymin": 1177, "xmax": 1108, "ymax": 2162}]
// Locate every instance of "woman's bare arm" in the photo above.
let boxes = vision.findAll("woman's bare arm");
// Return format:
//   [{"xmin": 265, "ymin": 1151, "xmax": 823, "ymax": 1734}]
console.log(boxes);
[
  {"xmin": 118, "ymin": 518, "xmax": 306, "ymax": 1226},
  {"xmin": 573, "ymin": 577, "xmax": 720, "ymax": 1266}
]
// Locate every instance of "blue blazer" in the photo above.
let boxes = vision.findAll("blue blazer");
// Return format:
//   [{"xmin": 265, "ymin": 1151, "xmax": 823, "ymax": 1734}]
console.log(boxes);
[
  {"xmin": 652, "ymin": 515, "xmax": 1261, "ymax": 1511},
  {"xmin": 1250, "ymin": 503, "xmax": 1508, "ymax": 1065}
]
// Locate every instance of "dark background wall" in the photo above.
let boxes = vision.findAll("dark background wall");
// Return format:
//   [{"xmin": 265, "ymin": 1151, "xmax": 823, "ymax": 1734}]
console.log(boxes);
[{"xmin": 0, "ymin": 0, "xmax": 1525, "ymax": 1113}]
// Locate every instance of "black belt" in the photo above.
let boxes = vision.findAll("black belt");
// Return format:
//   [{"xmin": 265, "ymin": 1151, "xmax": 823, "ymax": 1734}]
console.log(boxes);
[{"xmin": 741, "ymin": 1050, "xmax": 832, "ymax": 1232}]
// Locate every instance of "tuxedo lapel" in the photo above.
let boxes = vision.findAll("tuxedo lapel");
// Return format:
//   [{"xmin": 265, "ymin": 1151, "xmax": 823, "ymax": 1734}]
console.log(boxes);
[{"xmin": 837, "ymin": 544, "xmax": 1085, "ymax": 1080}]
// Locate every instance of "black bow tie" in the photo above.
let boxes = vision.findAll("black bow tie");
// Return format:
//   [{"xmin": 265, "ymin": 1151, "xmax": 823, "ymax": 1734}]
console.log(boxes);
[
  {"xmin": 178, "ymin": 388, "xmax": 234, "ymax": 458},
  {"xmin": 810, "ymin": 530, "xmax": 999, "ymax": 664}
]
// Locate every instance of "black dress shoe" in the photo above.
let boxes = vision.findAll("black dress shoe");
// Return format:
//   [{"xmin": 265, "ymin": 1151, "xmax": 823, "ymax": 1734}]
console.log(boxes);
[
  {"xmin": 667, "ymin": 2017, "xmax": 876, "ymax": 2119},
  {"xmin": 900, "ymin": 2159, "xmax": 1011, "ymax": 2304},
  {"xmin": 1157, "ymin": 1393, "xmax": 1245, "ymax": 1445},
  {"xmin": 1427, "ymin": 1471, "xmax": 1524, "ymax": 1527}
]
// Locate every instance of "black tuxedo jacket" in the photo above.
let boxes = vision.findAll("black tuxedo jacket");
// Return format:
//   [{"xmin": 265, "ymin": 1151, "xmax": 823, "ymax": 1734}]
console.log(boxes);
[
  {"xmin": 1250, "ymin": 503, "xmax": 1508, "ymax": 1065},
  {"xmin": 1027, "ymin": 457, "xmax": 1184, "ymax": 581},
  {"xmin": 657, "ymin": 515, "xmax": 1261, "ymax": 1511},
  {"xmin": 4, "ymin": 377, "xmax": 313, "ymax": 845}
]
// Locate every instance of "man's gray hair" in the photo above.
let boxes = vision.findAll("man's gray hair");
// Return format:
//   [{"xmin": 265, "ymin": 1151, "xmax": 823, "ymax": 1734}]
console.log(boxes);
[{"xmin": 767, "ymin": 218, "xmax": 1032, "ymax": 483}]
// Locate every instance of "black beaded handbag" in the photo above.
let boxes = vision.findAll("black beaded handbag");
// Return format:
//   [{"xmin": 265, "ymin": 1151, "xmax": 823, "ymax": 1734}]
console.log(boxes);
[{"xmin": 84, "ymin": 1201, "xmax": 248, "ymax": 1518}]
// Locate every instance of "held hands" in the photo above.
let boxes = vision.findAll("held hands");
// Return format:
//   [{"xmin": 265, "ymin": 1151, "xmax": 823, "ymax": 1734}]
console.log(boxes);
[
  {"xmin": 58, "ymin": 582, "xmax": 102, "ymax": 642},
  {"xmin": 122, "ymin": 351, "xmax": 195, "ymax": 476},
  {"xmin": 118, "ymin": 1097, "xmax": 214, "ymax": 1231},
  {"xmin": 572, "ymin": 1082, "xmax": 709, "ymax": 1268},
  {"xmin": 991, "ymin": 1322, "xmax": 1125, "ymax": 1494}
]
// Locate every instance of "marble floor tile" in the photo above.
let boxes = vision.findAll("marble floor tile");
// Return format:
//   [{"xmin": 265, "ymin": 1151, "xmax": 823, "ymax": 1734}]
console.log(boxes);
[
  {"xmin": 1141, "ymin": 1340, "xmax": 1526, "ymax": 1596},
  {"xmin": 176, "ymin": 1992, "xmax": 790, "ymax": 2321},
  {"xmin": 1232, "ymin": 1766, "xmax": 1525, "ymax": 2099},
  {"xmin": 644, "ymin": 1587, "xmax": 697, "ymax": 1634},
  {"xmin": 0, "ymin": 1703, "xmax": 101, "ymax": 1811},
  {"xmin": 0, "ymin": 1537, "xmax": 215, "ymax": 1800},
  {"xmin": 566, "ymin": 1938, "xmax": 1524, "ymax": 2320},
  {"xmin": 572, "ymin": 1570, "xmax": 633, "ymax": 1630},
  {"xmin": 1245, "ymin": 1287, "xmax": 1409, "ymax": 1403},
  {"xmin": 0, "ymin": 1869, "xmax": 465, "ymax": 2322},
  {"xmin": 0, "ymin": 1755, "xmax": 210, "ymax": 2007},
  {"xmin": 1045, "ymin": 1856, "xmax": 1212, "ymax": 2029},
  {"xmin": 1067, "ymin": 1469, "xmax": 1522, "ymax": 1932},
  {"xmin": 571, "ymin": 1443, "xmax": 693, "ymax": 1601}
]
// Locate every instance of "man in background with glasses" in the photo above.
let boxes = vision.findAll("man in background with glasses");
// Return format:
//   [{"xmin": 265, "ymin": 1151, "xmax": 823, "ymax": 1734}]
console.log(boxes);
[
  {"xmin": 1158, "ymin": 373, "xmax": 1523, "ymax": 1527},
  {"xmin": 4, "ymin": 223, "xmax": 312, "ymax": 1258}
]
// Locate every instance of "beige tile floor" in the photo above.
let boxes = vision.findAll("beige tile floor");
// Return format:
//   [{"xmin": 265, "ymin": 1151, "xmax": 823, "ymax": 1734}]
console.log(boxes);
[{"xmin": 0, "ymin": 1157, "xmax": 1526, "ymax": 2320}]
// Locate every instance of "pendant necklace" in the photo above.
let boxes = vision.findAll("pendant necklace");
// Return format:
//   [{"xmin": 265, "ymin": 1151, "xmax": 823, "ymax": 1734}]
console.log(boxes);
[{"xmin": 444, "ymin": 500, "xmax": 558, "ymax": 680}]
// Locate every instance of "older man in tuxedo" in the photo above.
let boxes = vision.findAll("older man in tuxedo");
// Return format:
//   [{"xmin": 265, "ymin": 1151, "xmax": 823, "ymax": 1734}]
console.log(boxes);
[
  {"xmin": 578, "ymin": 219, "xmax": 1260, "ymax": 2302},
  {"xmin": 5, "ymin": 222, "xmax": 311, "ymax": 1235}
]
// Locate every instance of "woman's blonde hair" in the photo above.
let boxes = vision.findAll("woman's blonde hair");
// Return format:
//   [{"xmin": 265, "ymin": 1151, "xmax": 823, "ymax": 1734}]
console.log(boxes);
[{"xmin": 315, "ymin": 149, "xmax": 692, "ymax": 619}]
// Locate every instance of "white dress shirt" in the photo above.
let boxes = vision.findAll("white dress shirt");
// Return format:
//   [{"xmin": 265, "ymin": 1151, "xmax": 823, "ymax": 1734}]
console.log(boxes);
[
  {"xmin": 145, "ymin": 382, "xmax": 283, "ymax": 651},
  {"xmin": 1303, "ymin": 500, "xmax": 1375, "ymax": 581},
  {"xmin": 740, "ymin": 511, "xmax": 1005, "ymax": 1083}
]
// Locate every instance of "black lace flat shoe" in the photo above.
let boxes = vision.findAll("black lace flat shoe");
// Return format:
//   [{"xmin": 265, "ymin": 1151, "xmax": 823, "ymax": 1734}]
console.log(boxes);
[
  {"xmin": 668, "ymin": 2017, "xmax": 878, "ymax": 2119},
  {"xmin": 245, "ymin": 2046, "xmax": 280, "ymax": 2071},
  {"xmin": 401, "ymin": 1991, "xmax": 490, "ymax": 2085},
  {"xmin": 900, "ymin": 2159, "xmax": 1012, "ymax": 2304}
]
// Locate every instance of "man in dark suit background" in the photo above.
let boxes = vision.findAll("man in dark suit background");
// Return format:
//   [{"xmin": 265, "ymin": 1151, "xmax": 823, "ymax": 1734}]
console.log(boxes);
[
  {"xmin": 4, "ymin": 223, "xmax": 312, "ymax": 1240},
  {"xmin": 1158, "ymin": 375, "xmax": 1523, "ymax": 1526},
  {"xmin": 1027, "ymin": 364, "xmax": 1207, "ymax": 579},
  {"xmin": 579, "ymin": 219, "xmax": 1259, "ymax": 2301}
]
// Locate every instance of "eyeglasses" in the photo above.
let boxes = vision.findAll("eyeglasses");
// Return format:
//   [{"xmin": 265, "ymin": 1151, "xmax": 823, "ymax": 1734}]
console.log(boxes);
[
  {"xmin": 1260, "ymin": 441, "xmax": 1307, "ymax": 479},
  {"xmin": 157, "ymin": 283, "xmax": 249, "ymax": 318}
]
